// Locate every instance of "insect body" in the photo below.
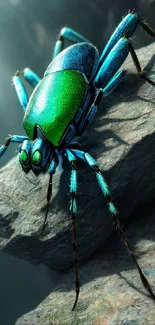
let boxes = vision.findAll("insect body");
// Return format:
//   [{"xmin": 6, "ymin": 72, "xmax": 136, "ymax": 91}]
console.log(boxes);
[{"xmin": 0, "ymin": 13, "xmax": 155, "ymax": 310}]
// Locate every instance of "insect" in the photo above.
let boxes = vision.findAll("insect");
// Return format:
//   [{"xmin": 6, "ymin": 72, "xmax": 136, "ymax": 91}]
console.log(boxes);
[{"xmin": 0, "ymin": 12, "xmax": 155, "ymax": 310}]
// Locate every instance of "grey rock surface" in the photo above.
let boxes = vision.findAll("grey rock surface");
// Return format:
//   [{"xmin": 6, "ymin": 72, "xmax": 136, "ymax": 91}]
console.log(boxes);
[{"xmin": 15, "ymin": 212, "xmax": 155, "ymax": 325}]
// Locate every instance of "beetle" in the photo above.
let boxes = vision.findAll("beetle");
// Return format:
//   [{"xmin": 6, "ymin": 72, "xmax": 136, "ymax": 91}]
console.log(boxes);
[{"xmin": 0, "ymin": 12, "xmax": 155, "ymax": 310}]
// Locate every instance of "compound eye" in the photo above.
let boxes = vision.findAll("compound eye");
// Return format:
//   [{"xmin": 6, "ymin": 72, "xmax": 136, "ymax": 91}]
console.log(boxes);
[
  {"xmin": 19, "ymin": 150, "xmax": 28, "ymax": 164},
  {"xmin": 32, "ymin": 150, "xmax": 42, "ymax": 165}
]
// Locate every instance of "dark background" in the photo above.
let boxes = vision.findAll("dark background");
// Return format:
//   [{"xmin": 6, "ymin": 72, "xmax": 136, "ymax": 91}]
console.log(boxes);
[{"xmin": 0, "ymin": 0, "xmax": 155, "ymax": 324}]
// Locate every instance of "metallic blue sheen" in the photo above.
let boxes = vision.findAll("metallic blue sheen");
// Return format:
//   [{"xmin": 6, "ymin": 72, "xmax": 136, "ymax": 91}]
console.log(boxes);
[
  {"xmin": 53, "ymin": 40, "xmax": 63, "ymax": 59},
  {"xmin": 53, "ymin": 27, "xmax": 88, "ymax": 59},
  {"xmin": 65, "ymin": 149, "xmax": 76, "ymax": 162},
  {"xmin": 84, "ymin": 152, "xmax": 97, "ymax": 167},
  {"xmin": 12, "ymin": 76, "xmax": 28, "ymax": 111},
  {"xmin": 60, "ymin": 27, "xmax": 88, "ymax": 43},
  {"xmin": 69, "ymin": 149, "xmax": 86, "ymax": 162},
  {"xmin": 31, "ymin": 138, "xmax": 44, "ymax": 155},
  {"xmin": 96, "ymin": 172, "xmax": 110, "ymax": 197},
  {"xmin": 108, "ymin": 202, "xmax": 118, "ymax": 215},
  {"xmin": 48, "ymin": 160, "xmax": 57, "ymax": 174},
  {"xmin": 99, "ymin": 13, "xmax": 138, "ymax": 64},
  {"xmin": 45, "ymin": 43, "xmax": 99, "ymax": 81},
  {"xmin": 69, "ymin": 198, "xmax": 77, "ymax": 215},
  {"xmin": 9, "ymin": 135, "xmax": 29, "ymax": 143},
  {"xmin": 103, "ymin": 70, "xmax": 126, "ymax": 96},
  {"xmin": 31, "ymin": 138, "xmax": 52, "ymax": 168},
  {"xmin": 70, "ymin": 170, "xmax": 77, "ymax": 193},
  {"xmin": 86, "ymin": 106, "xmax": 97, "ymax": 121},
  {"xmin": 95, "ymin": 38, "xmax": 129, "ymax": 87},
  {"xmin": 0, "ymin": 145, "xmax": 8, "ymax": 157},
  {"xmin": 0, "ymin": 135, "xmax": 29, "ymax": 158},
  {"xmin": 24, "ymin": 68, "xmax": 41, "ymax": 87},
  {"xmin": 20, "ymin": 139, "xmax": 31, "ymax": 153}
]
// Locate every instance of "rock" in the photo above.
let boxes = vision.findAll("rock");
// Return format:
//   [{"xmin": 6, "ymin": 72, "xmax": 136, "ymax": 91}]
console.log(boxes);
[
  {"xmin": 15, "ymin": 212, "xmax": 155, "ymax": 325},
  {"xmin": 0, "ymin": 42, "xmax": 155, "ymax": 276}
]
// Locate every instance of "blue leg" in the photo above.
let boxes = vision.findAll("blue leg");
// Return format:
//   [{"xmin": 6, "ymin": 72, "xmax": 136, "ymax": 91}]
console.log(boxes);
[
  {"xmin": 12, "ymin": 72, "xmax": 28, "ymax": 112},
  {"xmin": 102, "ymin": 69, "xmax": 126, "ymax": 96},
  {"xmin": 68, "ymin": 148, "xmax": 155, "ymax": 301},
  {"xmin": 95, "ymin": 37, "xmax": 129, "ymax": 88},
  {"xmin": 24, "ymin": 68, "xmax": 41, "ymax": 87},
  {"xmin": 0, "ymin": 135, "xmax": 29, "ymax": 158},
  {"xmin": 95, "ymin": 36, "xmax": 155, "ymax": 89},
  {"xmin": 99, "ymin": 13, "xmax": 155, "ymax": 65},
  {"xmin": 69, "ymin": 149, "xmax": 118, "ymax": 216},
  {"xmin": 65, "ymin": 149, "xmax": 79, "ymax": 311},
  {"xmin": 53, "ymin": 27, "xmax": 89, "ymax": 58},
  {"xmin": 75, "ymin": 89, "xmax": 103, "ymax": 135},
  {"xmin": 12, "ymin": 69, "xmax": 41, "ymax": 112},
  {"xmin": 77, "ymin": 69, "xmax": 125, "ymax": 134},
  {"xmin": 77, "ymin": 104, "xmax": 98, "ymax": 135}
]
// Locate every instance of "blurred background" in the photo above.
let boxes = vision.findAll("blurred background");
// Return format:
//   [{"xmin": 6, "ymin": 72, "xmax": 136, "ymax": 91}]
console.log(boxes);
[{"xmin": 0, "ymin": 0, "xmax": 155, "ymax": 324}]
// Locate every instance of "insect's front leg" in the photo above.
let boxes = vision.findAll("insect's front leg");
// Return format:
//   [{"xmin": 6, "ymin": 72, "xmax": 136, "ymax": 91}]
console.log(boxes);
[
  {"xmin": 40, "ymin": 156, "xmax": 58, "ymax": 235},
  {"xmin": 0, "ymin": 135, "xmax": 29, "ymax": 158}
]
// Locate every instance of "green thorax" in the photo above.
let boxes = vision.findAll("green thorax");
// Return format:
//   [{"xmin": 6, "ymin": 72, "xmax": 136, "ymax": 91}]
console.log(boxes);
[{"xmin": 23, "ymin": 69, "xmax": 88, "ymax": 146}]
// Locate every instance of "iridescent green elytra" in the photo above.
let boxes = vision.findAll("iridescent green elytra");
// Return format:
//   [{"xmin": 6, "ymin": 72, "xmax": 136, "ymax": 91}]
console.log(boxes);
[{"xmin": 23, "ymin": 69, "xmax": 87, "ymax": 146}]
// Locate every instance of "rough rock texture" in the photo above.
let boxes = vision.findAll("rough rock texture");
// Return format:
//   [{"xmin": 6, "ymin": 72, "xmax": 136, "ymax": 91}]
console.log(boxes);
[
  {"xmin": 0, "ymin": 42, "xmax": 155, "ymax": 323},
  {"xmin": 15, "ymin": 212, "xmax": 155, "ymax": 325}
]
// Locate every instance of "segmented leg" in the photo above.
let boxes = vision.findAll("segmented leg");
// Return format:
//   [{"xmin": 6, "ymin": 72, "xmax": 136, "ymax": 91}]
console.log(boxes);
[
  {"xmin": 53, "ymin": 27, "xmax": 88, "ymax": 58},
  {"xmin": 41, "ymin": 159, "xmax": 58, "ymax": 235},
  {"xmin": 99, "ymin": 13, "xmax": 155, "ymax": 65},
  {"xmin": 76, "ymin": 89, "xmax": 103, "ymax": 135},
  {"xmin": 95, "ymin": 35, "xmax": 155, "ymax": 89},
  {"xmin": 95, "ymin": 13, "xmax": 155, "ymax": 91},
  {"xmin": 0, "ymin": 135, "xmax": 29, "ymax": 158},
  {"xmin": 129, "ymin": 40, "xmax": 155, "ymax": 86},
  {"xmin": 69, "ymin": 148, "xmax": 155, "ymax": 302},
  {"xmin": 24, "ymin": 68, "xmax": 41, "ymax": 87},
  {"xmin": 12, "ymin": 72, "xmax": 28, "ymax": 112},
  {"xmin": 12, "ymin": 69, "xmax": 40, "ymax": 111},
  {"xmin": 65, "ymin": 149, "xmax": 80, "ymax": 311}
]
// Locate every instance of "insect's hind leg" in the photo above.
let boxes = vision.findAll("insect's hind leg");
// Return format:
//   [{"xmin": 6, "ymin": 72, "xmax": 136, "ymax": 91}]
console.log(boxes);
[
  {"xmin": 128, "ymin": 39, "xmax": 155, "ymax": 86},
  {"xmin": 99, "ymin": 13, "xmax": 155, "ymax": 66},
  {"xmin": 76, "ymin": 69, "xmax": 126, "ymax": 136},
  {"xmin": 95, "ymin": 35, "xmax": 155, "ymax": 90},
  {"xmin": 53, "ymin": 27, "xmax": 89, "ymax": 58}
]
